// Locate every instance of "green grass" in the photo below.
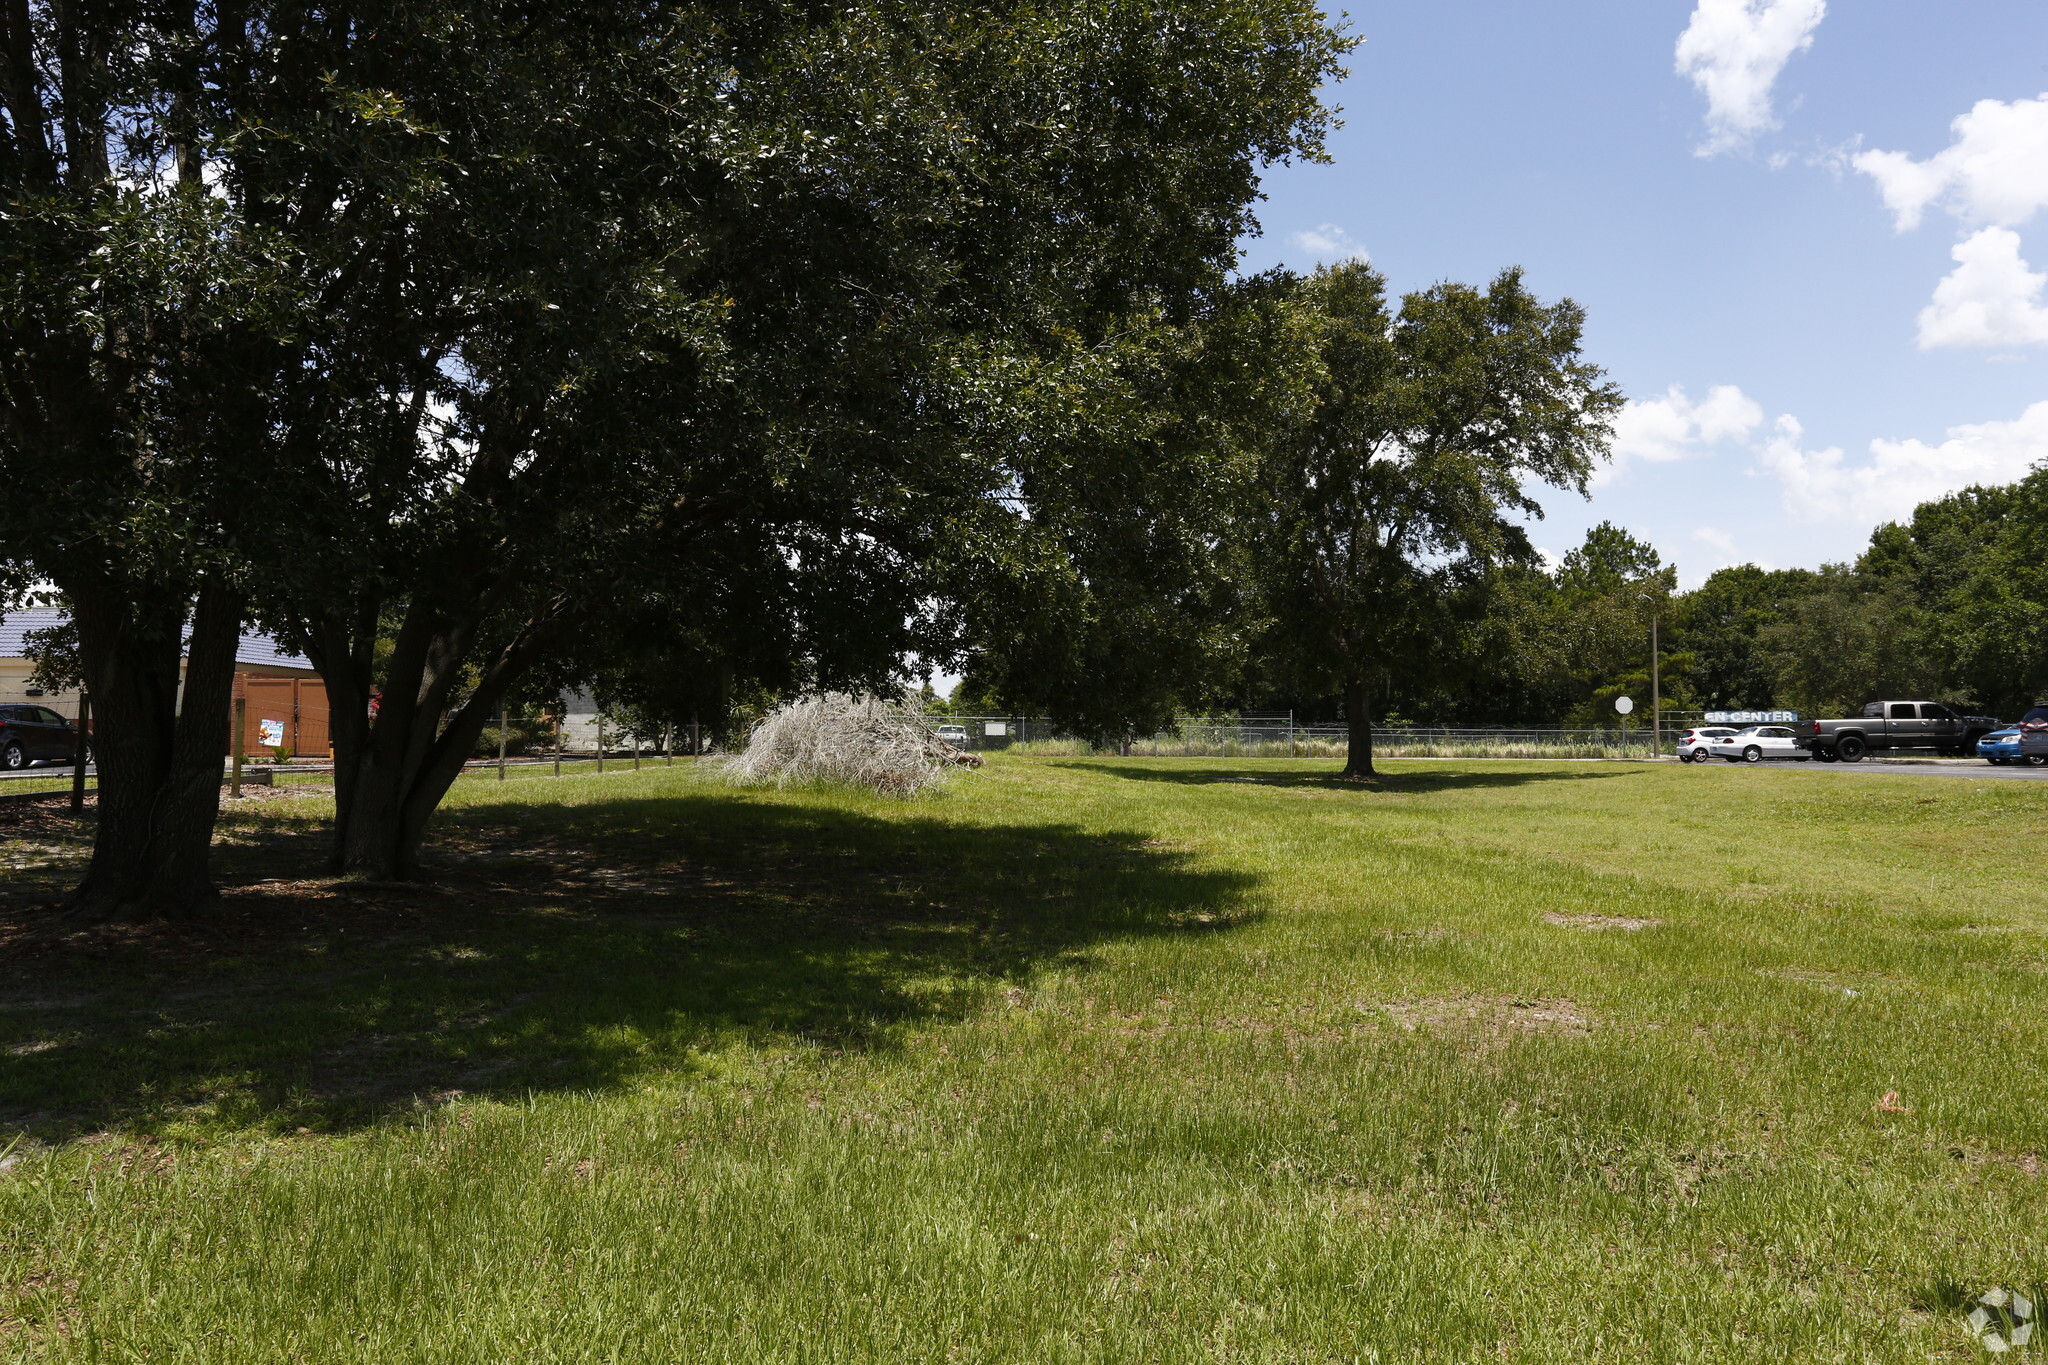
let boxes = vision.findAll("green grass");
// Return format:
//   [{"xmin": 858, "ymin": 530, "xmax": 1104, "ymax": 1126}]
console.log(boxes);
[{"xmin": 2, "ymin": 757, "xmax": 2045, "ymax": 1362}]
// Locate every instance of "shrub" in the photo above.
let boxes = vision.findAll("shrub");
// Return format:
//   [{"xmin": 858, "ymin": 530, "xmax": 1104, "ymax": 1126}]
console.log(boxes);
[{"xmin": 724, "ymin": 693, "xmax": 967, "ymax": 796}]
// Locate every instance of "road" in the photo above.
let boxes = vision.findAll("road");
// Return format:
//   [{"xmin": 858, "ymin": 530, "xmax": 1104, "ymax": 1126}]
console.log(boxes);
[{"xmin": 1704, "ymin": 758, "xmax": 2048, "ymax": 781}]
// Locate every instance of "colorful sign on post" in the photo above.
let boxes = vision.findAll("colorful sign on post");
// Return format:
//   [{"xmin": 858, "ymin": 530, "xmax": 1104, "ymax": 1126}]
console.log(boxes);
[
  {"xmin": 1703, "ymin": 711, "xmax": 1799, "ymax": 724},
  {"xmin": 258, "ymin": 718, "xmax": 286, "ymax": 748}
]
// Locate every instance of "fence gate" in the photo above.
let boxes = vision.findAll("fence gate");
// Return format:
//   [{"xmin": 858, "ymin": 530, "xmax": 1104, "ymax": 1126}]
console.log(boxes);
[{"xmin": 231, "ymin": 675, "xmax": 332, "ymax": 758}]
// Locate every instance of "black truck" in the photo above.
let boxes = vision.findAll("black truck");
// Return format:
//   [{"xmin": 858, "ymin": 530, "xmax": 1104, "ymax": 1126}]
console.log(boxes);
[{"xmin": 1796, "ymin": 701, "xmax": 2002, "ymax": 762}]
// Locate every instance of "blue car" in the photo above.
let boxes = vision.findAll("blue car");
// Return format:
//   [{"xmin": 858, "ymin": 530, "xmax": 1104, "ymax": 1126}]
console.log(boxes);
[{"xmin": 1978, "ymin": 727, "xmax": 2023, "ymax": 764}]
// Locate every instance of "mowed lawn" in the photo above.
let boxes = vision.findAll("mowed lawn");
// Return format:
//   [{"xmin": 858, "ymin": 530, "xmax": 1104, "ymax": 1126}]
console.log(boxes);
[{"xmin": 2, "ymin": 757, "xmax": 2045, "ymax": 1362}]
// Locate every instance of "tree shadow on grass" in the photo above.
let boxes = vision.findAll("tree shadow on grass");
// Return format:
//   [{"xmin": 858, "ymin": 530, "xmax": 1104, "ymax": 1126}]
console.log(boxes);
[
  {"xmin": 0, "ymin": 791, "xmax": 1255, "ymax": 1141},
  {"xmin": 1050, "ymin": 760, "xmax": 1643, "ymax": 794}
]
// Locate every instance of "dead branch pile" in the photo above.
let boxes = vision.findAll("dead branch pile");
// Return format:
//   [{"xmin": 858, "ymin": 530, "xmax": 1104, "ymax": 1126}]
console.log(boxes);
[{"xmin": 723, "ymin": 693, "xmax": 980, "ymax": 796}]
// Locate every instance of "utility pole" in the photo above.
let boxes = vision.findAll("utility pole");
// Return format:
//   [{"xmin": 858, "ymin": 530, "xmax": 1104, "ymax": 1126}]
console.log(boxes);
[
  {"xmin": 1651, "ymin": 615, "xmax": 1662, "ymax": 760},
  {"xmin": 553, "ymin": 712, "xmax": 562, "ymax": 778},
  {"xmin": 497, "ymin": 703, "xmax": 507, "ymax": 780},
  {"xmin": 596, "ymin": 713, "xmax": 604, "ymax": 773}
]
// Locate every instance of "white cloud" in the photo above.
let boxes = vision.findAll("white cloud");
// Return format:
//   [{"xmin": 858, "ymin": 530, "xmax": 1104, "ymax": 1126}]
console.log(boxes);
[
  {"xmin": 1853, "ymin": 93, "xmax": 2048, "ymax": 232},
  {"xmin": 1916, "ymin": 227, "xmax": 2048, "ymax": 349},
  {"xmin": 1675, "ymin": 0, "xmax": 1826, "ymax": 156},
  {"xmin": 1603, "ymin": 383, "xmax": 1763, "ymax": 480},
  {"xmin": 1692, "ymin": 526, "xmax": 1736, "ymax": 554},
  {"xmin": 1291, "ymin": 223, "xmax": 1369, "ymax": 264},
  {"xmin": 1758, "ymin": 403, "xmax": 2048, "ymax": 524}
]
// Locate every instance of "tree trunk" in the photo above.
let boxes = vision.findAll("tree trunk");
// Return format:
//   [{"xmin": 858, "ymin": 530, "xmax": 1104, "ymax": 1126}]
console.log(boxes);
[
  {"xmin": 319, "ymin": 623, "xmax": 547, "ymax": 881},
  {"xmin": 1341, "ymin": 675, "xmax": 1376, "ymax": 780},
  {"xmin": 65, "ymin": 581, "xmax": 241, "ymax": 922},
  {"xmin": 303, "ymin": 587, "xmax": 565, "ymax": 882},
  {"xmin": 328, "ymin": 692, "xmax": 496, "ymax": 882}
]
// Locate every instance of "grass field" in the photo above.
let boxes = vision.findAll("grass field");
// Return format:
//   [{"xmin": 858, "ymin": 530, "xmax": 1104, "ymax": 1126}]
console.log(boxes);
[{"xmin": 2, "ymin": 757, "xmax": 2045, "ymax": 1362}]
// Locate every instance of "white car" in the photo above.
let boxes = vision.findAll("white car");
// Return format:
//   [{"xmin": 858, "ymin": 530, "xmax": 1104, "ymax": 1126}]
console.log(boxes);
[
  {"xmin": 1707, "ymin": 725, "xmax": 1809, "ymax": 764},
  {"xmin": 1677, "ymin": 726, "xmax": 1739, "ymax": 762},
  {"xmin": 935, "ymin": 724, "xmax": 970, "ymax": 748}
]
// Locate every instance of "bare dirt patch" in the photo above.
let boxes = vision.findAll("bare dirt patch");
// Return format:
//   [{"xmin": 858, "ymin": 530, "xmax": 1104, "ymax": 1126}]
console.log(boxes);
[
  {"xmin": 1374, "ymin": 994, "xmax": 1592, "ymax": 1039},
  {"xmin": 1543, "ymin": 912, "xmax": 1659, "ymax": 932}
]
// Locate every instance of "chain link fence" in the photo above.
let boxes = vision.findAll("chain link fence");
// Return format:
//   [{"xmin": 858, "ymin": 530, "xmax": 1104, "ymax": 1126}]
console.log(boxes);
[
  {"xmin": 3, "ymin": 688, "xmax": 1684, "ymax": 810},
  {"xmin": 935, "ymin": 715, "xmax": 1670, "ymax": 760},
  {"xmin": 0, "ymin": 689, "xmax": 726, "ymax": 806}
]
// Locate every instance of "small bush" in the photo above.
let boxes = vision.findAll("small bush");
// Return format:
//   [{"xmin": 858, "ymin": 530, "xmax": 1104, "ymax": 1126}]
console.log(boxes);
[{"xmin": 725, "ymin": 693, "xmax": 964, "ymax": 796}]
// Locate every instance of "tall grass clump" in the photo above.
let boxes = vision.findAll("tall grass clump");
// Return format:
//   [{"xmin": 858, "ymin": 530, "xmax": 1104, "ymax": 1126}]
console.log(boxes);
[{"xmin": 724, "ymin": 692, "xmax": 965, "ymax": 796}]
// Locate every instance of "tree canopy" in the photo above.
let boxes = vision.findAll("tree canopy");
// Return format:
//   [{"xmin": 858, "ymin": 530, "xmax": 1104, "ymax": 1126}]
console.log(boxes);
[{"xmin": 1, "ymin": 0, "xmax": 1355, "ymax": 904}]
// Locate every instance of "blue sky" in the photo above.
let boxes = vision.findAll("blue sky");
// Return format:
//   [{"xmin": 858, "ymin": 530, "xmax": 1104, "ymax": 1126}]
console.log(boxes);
[{"xmin": 1241, "ymin": 0, "xmax": 2048, "ymax": 585}]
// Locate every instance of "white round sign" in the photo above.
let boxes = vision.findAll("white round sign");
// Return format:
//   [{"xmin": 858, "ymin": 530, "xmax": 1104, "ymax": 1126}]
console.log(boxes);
[{"xmin": 1614, "ymin": 695, "xmax": 1635, "ymax": 715}]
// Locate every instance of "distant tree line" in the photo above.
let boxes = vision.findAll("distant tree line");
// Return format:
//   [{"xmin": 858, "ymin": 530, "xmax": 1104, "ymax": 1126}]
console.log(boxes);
[{"xmin": 957, "ymin": 477, "xmax": 2048, "ymax": 739}]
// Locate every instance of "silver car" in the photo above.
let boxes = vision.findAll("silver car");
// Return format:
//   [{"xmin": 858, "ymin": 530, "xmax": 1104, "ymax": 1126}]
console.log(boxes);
[{"xmin": 1709, "ymin": 725, "xmax": 1809, "ymax": 764}]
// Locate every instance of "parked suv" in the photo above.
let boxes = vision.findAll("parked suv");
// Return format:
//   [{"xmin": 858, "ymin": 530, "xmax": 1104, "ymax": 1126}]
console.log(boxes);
[
  {"xmin": 1797, "ymin": 701, "xmax": 2001, "ymax": 762},
  {"xmin": 0, "ymin": 704, "xmax": 85, "ymax": 769},
  {"xmin": 2019, "ymin": 702, "xmax": 2048, "ymax": 767}
]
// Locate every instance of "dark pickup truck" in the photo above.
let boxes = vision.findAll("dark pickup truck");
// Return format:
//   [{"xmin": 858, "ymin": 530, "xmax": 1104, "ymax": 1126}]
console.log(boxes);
[{"xmin": 1796, "ymin": 701, "xmax": 2002, "ymax": 762}]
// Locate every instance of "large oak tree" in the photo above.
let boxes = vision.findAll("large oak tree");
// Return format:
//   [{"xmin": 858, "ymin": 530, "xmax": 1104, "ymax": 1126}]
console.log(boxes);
[
  {"xmin": 3, "ymin": 0, "xmax": 1351, "ymax": 899},
  {"xmin": 1255, "ymin": 262, "xmax": 1621, "ymax": 778}
]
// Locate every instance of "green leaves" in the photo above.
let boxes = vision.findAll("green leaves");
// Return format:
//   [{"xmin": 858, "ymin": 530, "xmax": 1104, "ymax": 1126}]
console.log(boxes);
[{"xmin": 1253, "ymin": 262, "xmax": 1622, "ymax": 711}]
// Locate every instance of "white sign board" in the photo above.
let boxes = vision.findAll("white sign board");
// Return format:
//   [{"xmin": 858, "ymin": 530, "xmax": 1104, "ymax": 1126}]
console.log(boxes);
[
  {"xmin": 984, "ymin": 722, "xmax": 1007, "ymax": 737},
  {"xmin": 1613, "ymin": 696, "xmax": 1634, "ymax": 715},
  {"xmin": 1703, "ymin": 710, "xmax": 1799, "ymax": 724},
  {"xmin": 258, "ymin": 718, "xmax": 286, "ymax": 748}
]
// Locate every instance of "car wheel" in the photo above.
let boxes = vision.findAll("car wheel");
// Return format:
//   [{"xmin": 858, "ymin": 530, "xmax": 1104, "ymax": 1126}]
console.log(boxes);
[
  {"xmin": 2026, "ymin": 754, "xmax": 2048, "ymax": 768},
  {"xmin": 1742, "ymin": 746, "xmax": 1763, "ymax": 764},
  {"xmin": 0, "ymin": 741, "xmax": 23, "ymax": 770},
  {"xmin": 1836, "ymin": 736, "xmax": 1866, "ymax": 762}
]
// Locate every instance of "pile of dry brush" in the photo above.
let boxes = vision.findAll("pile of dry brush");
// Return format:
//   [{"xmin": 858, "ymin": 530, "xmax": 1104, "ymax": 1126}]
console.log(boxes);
[{"xmin": 724, "ymin": 693, "xmax": 980, "ymax": 796}]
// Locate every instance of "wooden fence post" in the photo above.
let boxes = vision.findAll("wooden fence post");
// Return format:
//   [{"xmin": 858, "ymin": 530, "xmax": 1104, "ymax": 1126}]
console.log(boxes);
[
  {"xmin": 232, "ymin": 696, "xmax": 246, "ymax": 798},
  {"xmin": 70, "ymin": 692, "xmax": 91, "ymax": 813},
  {"xmin": 497, "ymin": 703, "xmax": 507, "ymax": 781}
]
